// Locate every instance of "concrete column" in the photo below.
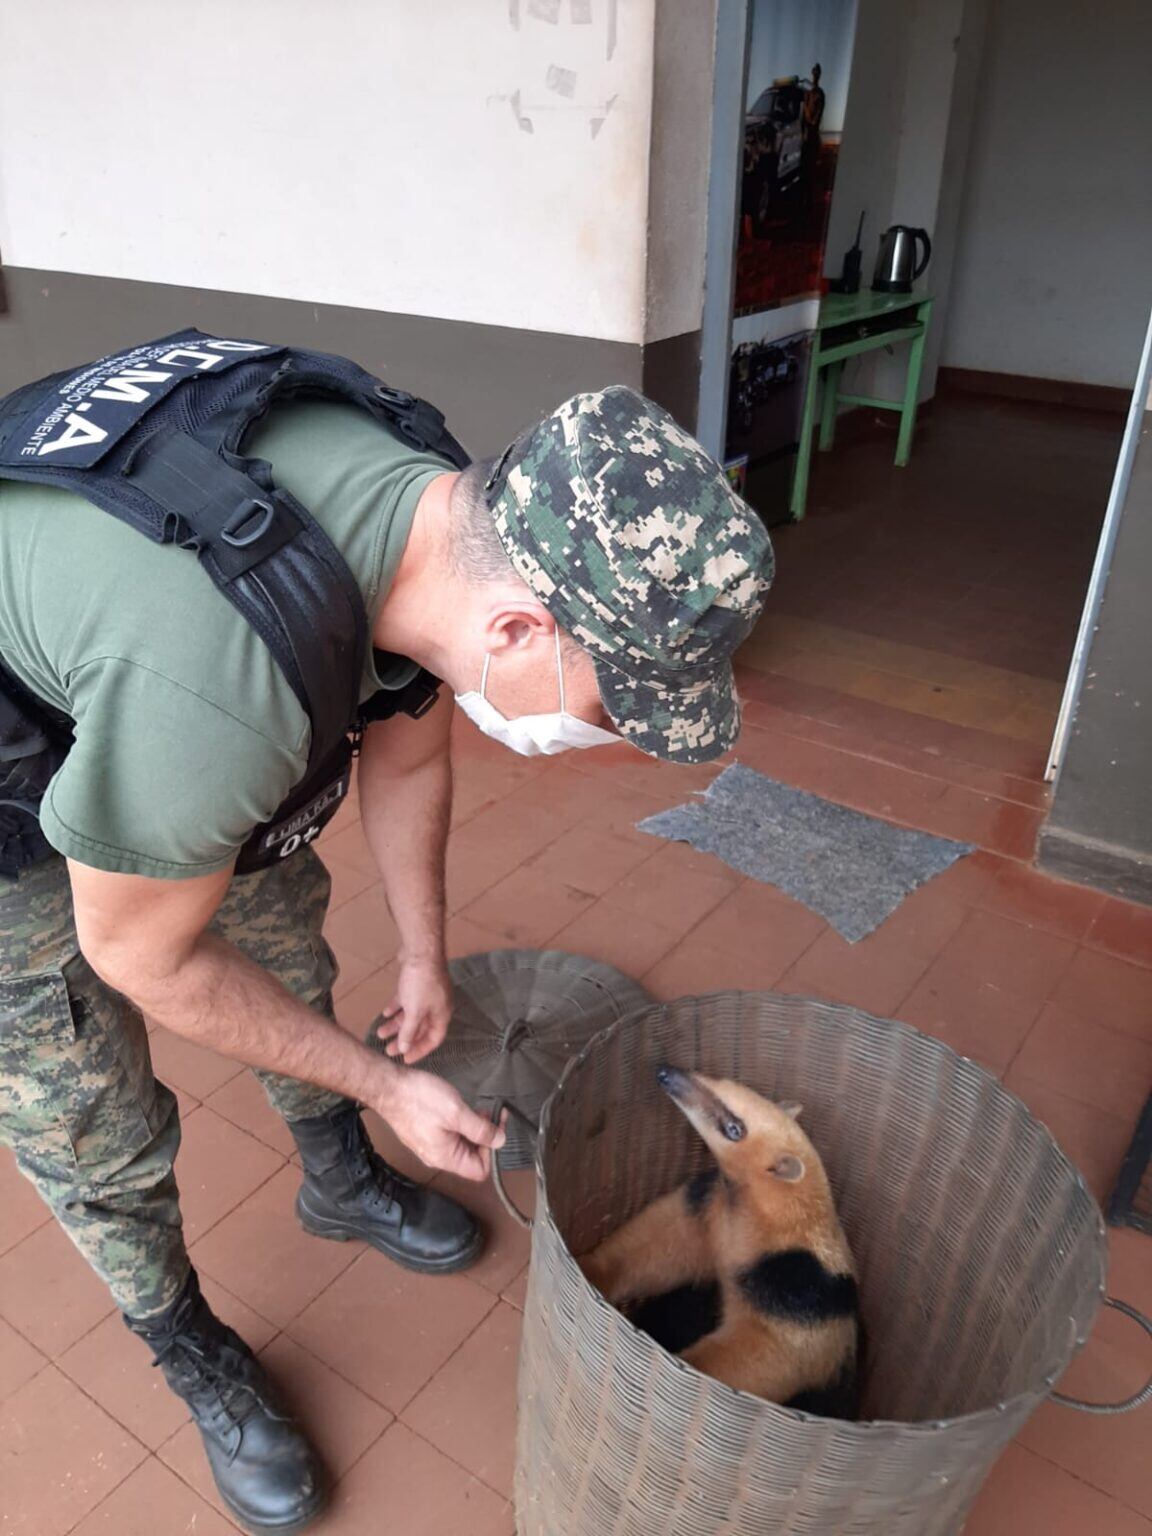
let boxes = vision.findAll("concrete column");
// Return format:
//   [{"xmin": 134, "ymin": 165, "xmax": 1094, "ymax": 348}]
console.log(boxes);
[
  {"xmin": 640, "ymin": 0, "xmax": 720, "ymax": 428},
  {"xmin": 1040, "ymin": 378, "xmax": 1152, "ymax": 902}
]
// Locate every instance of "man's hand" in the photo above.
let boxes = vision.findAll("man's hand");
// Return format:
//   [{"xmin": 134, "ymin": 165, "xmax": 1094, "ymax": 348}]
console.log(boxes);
[
  {"xmin": 375, "ymin": 956, "xmax": 454, "ymax": 1064},
  {"xmin": 379, "ymin": 1069, "xmax": 505, "ymax": 1181}
]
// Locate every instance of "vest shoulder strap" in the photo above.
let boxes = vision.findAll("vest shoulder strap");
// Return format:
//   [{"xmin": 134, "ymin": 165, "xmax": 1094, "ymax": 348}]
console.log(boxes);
[{"xmin": 0, "ymin": 329, "xmax": 469, "ymax": 775}]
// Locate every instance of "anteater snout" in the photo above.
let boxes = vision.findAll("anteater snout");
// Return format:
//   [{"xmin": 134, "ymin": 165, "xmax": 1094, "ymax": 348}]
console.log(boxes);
[{"xmin": 656, "ymin": 1063, "xmax": 692, "ymax": 1100}]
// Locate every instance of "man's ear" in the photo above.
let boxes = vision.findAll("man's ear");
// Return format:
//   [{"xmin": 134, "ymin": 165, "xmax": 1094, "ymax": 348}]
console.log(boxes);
[
  {"xmin": 482, "ymin": 596, "xmax": 555, "ymax": 655},
  {"xmin": 770, "ymin": 1154, "xmax": 805, "ymax": 1182}
]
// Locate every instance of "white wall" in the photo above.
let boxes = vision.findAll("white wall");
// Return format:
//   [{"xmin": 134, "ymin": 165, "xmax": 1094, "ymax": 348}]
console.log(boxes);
[
  {"xmin": 821, "ymin": 0, "xmax": 916, "ymax": 405},
  {"xmin": 644, "ymin": 0, "xmax": 717, "ymax": 344},
  {"xmin": 916, "ymin": 0, "xmax": 991, "ymax": 390},
  {"xmin": 826, "ymin": 0, "xmax": 992, "ymax": 400},
  {"xmin": 863, "ymin": 0, "xmax": 988, "ymax": 400},
  {"xmin": 942, "ymin": 0, "xmax": 1152, "ymax": 388},
  {"xmin": 823, "ymin": 0, "xmax": 913, "ymax": 283},
  {"xmin": 0, "ymin": 0, "xmax": 659, "ymax": 344}
]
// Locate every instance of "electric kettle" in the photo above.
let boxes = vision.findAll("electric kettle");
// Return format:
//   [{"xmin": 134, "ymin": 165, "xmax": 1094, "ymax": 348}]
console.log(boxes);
[{"xmin": 873, "ymin": 226, "xmax": 931, "ymax": 293}]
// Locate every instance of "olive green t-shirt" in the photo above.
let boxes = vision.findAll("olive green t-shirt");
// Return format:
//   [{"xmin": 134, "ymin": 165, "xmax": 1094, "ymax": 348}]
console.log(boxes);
[{"xmin": 0, "ymin": 401, "xmax": 451, "ymax": 878}]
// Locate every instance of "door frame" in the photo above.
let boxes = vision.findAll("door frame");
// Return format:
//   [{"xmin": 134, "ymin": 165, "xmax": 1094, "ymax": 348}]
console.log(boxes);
[
  {"xmin": 1045, "ymin": 306, "xmax": 1152, "ymax": 783},
  {"xmin": 695, "ymin": 0, "xmax": 753, "ymax": 460}
]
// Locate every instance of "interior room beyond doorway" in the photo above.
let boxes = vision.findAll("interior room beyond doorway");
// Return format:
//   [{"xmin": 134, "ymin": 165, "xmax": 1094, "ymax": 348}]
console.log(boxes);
[{"xmin": 738, "ymin": 390, "xmax": 1124, "ymax": 784}]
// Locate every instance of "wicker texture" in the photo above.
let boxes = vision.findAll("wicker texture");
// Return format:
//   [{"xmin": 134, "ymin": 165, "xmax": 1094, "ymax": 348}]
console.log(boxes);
[
  {"xmin": 516, "ymin": 993, "xmax": 1106, "ymax": 1536},
  {"xmin": 419, "ymin": 950, "xmax": 652, "ymax": 1168}
]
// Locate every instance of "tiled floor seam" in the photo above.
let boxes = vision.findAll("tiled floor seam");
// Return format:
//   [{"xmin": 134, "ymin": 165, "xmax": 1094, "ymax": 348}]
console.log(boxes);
[
  {"xmin": 48, "ymin": 1392, "xmax": 151, "ymax": 1536},
  {"xmin": 0, "ymin": 1351, "xmax": 51, "ymax": 1404},
  {"xmin": 387, "ymin": 1286, "xmax": 502, "ymax": 1419},
  {"xmin": 180, "ymin": 1158, "xmax": 290, "ymax": 1251},
  {"xmin": 319, "ymin": 1422, "xmax": 398, "ymax": 1506},
  {"xmin": 0, "ymin": 1286, "xmax": 42, "ymax": 1348},
  {"xmin": 735, "ymin": 678, "xmax": 1051, "ymax": 783},
  {"xmin": 265, "ymin": 1332, "xmax": 396, "ymax": 1495},
  {"xmin": 583, "ymin": 904, "xmax": 684, "ymax": 978},
  {"xmin": 447, "ymin": 816, "xmax": 584, "ymax": 917},
  {"xmin": 60, "ymin": 1468, "xmax": 163, "ymax": 1536},
  {"xmin": 187, "ymin": 1232, "xmax": 362, "ymax": 1345},
  {"xmin": 678, "ymin": 898, "xmax": 830, "ymax": 992},
  {"xmin": 391, "ymin": 1414, "xmax": 514, "ymax": 1507},
  {"xmin": 467, "ymin": 807, "xmax": 579, "ymax": 867},
  {"xmin": 998, "ymin": 942, "xmax": 1083, "ymax": 1080},
  {"xmin": 1018, "ymin": 1440, "xmax": 1152, "ymax": 1523},
  {"xmin": 462, "ymin": 900, "xmax": 593, "ymax": 951},
  {"xmin": 747, "ymin": 724, "xmax": 1049, "ymax": 811},
  {"xmin": 598, "ymin": 840, "xmax": 665, "ymax": 889},
  {"xmin": 0, "ymin": 1213, "xmax": 52, "ymax": 1260},
  {"xmin": 159, "ymin": 1450, "xmax": 247, "ymax": 1534},
  {"xmin": 197, "ymin": 1252, "xmax": 343, "ymax": 1338},
  {"xmin": 1081, "ymin": 932, "xmax": 1152, "ymax": 970},
  {"xmin": 0, "ymin": 1233, "xmax": 117, "ymax": 1352},
  {"xmin": 609, "ymin": 873, "xmax": 736, "ymax": 950},
  {"xmin": 886, "ymin": 943, "xmax": 952, "ymax": 1023},
  {"xmin": 738, "ymin": 659, "xmax": 1053, "ymax": 750},
  {"xmin": 267, "ymin": 1273, "xmax": 501, "ymax": 1419},
  {"xmin": 773, "ymin": 917, "xmax": 830, "ymax": 990},
  {"xmin": 448, "ymin": 785, "xmax": 521, "ymax": 836}
]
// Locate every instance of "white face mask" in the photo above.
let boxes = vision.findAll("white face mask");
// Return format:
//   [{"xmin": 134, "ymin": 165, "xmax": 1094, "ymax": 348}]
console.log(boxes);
[{"xmin": 455, "ymin": 631, "xmax": 620, "ymax": 756}]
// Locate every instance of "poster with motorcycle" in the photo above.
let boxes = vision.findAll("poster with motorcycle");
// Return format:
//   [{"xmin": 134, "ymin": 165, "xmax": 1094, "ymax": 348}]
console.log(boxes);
[{"xmin": 735, "ymin": 0, "xmax": 859, "ymax": 316}]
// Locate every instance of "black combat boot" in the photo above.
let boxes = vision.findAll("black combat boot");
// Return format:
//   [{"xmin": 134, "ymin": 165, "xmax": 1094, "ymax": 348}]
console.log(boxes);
[
  {"xmin": 125, "ymin": 1271, "xmax": 327, "ymax": 1533},
  {"xmin": 290, "ymin": 1102, "xmax": 482, "ymax": 1273}
]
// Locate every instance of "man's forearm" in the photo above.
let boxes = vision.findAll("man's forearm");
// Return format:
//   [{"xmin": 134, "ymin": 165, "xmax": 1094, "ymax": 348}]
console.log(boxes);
[
  {"xmin": 131, "ymin": 932, "xmax": 403, "ymax": 1114},
  {"xmin": 359, "ymin": 748, "xmax": 451, "ymax": 963}
]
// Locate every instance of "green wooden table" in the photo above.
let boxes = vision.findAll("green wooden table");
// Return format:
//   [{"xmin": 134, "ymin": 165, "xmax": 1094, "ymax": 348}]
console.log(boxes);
[{"xmin": 790, "ymin": 289, "xmax": 934, "ymax": 520}]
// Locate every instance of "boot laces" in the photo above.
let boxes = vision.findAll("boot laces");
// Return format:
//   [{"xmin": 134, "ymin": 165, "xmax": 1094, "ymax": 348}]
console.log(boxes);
[
  {"xmin": 151, "ymin": 1331, "xmax": 263, "ymax": 1430},
  {"xmin": 344, "ymin": 1116, "xmax": 413, "ymax": 1214}
]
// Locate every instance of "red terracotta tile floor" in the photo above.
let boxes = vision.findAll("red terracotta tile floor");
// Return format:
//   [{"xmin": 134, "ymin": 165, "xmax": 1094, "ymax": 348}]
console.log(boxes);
[{"xmin": 3, "ymin": 705, "xmax": 1150, "ymax": 1535}]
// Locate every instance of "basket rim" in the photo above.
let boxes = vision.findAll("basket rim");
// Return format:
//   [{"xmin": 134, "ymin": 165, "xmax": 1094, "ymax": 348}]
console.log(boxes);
[{"xmin": 531, "ymin": 988, "xmax": 1108, "ymax": 1440}]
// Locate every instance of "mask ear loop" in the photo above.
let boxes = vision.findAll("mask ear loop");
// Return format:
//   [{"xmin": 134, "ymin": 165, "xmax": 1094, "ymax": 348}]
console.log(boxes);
[
  {"xmin": 554, "ymin": 628, "xmax": 567, "ymax": 714},
  {"xmin": 480, "ymin": 653, "xmax": 493, "ymax": 702}
]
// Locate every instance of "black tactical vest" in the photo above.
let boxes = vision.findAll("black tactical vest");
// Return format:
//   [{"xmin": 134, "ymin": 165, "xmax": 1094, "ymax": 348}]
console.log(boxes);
[{"xmin": 0, "ymin": 329, "xmax": 469, "ymax": 877}]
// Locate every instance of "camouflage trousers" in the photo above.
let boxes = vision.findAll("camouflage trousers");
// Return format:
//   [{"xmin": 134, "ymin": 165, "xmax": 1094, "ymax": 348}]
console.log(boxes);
[{"xmin": 0, "ymin": 847, "xmax": 348, "ymax": 1319}]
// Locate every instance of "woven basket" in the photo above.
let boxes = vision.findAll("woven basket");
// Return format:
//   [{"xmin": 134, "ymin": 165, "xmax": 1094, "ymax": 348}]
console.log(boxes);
[{"xmin": 513, "ymin": 992, "xmax": 1147, "ymax": 1536}]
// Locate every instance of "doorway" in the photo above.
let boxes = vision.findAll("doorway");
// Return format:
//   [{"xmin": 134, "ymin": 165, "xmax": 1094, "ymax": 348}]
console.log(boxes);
[{"xmin": 702, "ymin": 0, "xmax": 1148, "ymax": 794}]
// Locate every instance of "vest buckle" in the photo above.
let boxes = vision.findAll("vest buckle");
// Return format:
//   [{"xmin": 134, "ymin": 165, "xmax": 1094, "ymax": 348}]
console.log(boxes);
[{"xmin": 221, "ymin": 497, "xmax": 276, "ymax": 548}]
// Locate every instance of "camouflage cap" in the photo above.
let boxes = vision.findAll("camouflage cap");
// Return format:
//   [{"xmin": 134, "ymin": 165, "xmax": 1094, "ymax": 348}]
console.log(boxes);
[{"xmin": 484, "ymin": 386, "xmax": 774, "ymax": 763}]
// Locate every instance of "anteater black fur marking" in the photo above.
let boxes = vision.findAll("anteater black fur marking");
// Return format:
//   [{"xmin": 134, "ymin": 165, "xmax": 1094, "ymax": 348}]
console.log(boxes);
[
  {"xmin": 785, "ymin": 1357, "xmax": 861, "ymax": 1420},
  {"xmin": 738, "ymin": 1248, "xmax": 859, "ymax": 1327},
  {"xmin": 684, "ymin": 1167, "xmax": 719, "ymax": 1216},
  {"xmin": 631, "ymin": 1283, "xmax": 722, "ymax": 1355}
]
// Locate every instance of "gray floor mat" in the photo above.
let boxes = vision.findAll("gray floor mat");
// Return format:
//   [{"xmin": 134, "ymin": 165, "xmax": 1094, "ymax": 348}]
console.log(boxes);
[{"xmin": 638, "ymin": 763, "xmax": 973, "ymax": 943}]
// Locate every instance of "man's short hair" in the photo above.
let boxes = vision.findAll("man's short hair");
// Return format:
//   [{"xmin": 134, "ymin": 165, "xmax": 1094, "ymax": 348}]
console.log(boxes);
[{"xmin": 449, "ymin": 458, "xmax": 515, "ymax": 584}]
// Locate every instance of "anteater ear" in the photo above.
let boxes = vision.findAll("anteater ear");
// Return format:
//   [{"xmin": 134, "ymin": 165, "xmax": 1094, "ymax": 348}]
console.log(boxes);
[
  {"xmin": 771, "ymin": 1154, "xmax": 805, "ymax": 1182},
  {"xmin": 778, "ymin": 1102, "xmax": 803, "ymax": 1120}
]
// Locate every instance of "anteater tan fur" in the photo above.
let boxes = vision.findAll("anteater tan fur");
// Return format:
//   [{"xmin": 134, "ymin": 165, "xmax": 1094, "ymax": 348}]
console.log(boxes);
[{"xmin": 581, "ymin": 1068, "xmax": 860, "ymax": 1410}]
